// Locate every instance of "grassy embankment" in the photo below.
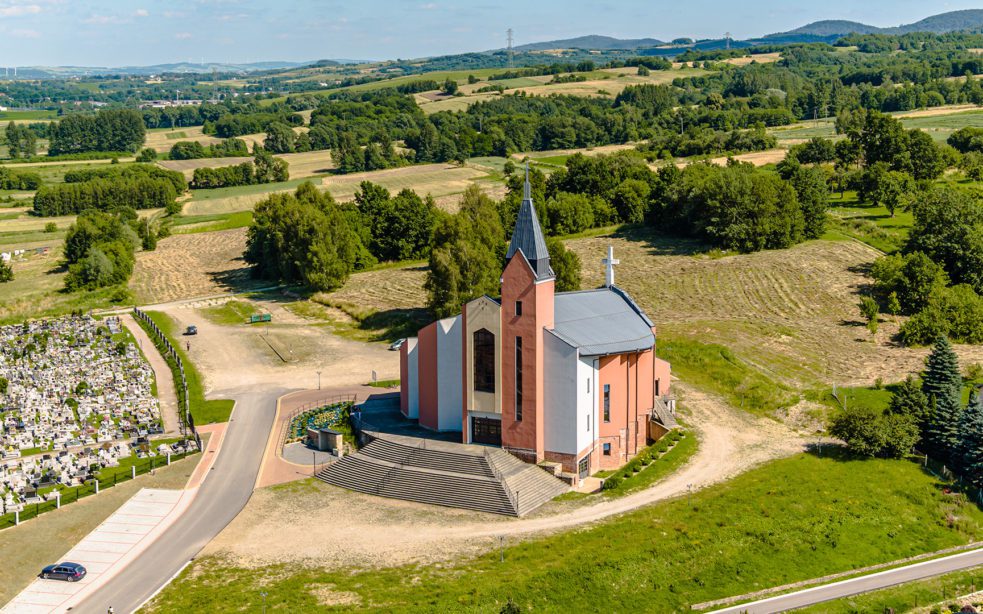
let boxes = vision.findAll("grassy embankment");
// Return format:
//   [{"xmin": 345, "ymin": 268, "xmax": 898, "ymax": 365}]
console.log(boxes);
[
  {"xmin": 140, "ymin": 310, "xmax": 234, "ymax": 424},
  {"xmin": 147, "ymin": 450, "xmax": 983, "ymax": 612}
]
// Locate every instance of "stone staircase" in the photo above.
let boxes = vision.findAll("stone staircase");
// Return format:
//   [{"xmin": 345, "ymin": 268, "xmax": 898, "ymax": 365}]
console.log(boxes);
[{"xmin": 316, "ymin": 434, "xmax": 568, "ymax": 516}]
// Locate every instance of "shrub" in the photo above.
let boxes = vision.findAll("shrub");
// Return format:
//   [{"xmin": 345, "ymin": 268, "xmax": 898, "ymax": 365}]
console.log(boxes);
[
  {"xmin": 602, "ymin": 475, "xmax": 623, "ymax": 490},
  {"xmin": 43, "ymin": 222, "xmax": 57, "ymax": 233}
]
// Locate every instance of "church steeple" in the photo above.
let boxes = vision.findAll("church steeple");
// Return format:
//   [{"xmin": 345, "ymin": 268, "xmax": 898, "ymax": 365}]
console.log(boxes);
[{"xmin": 506, "ymin": 164, "xmax": 553, "ymax": 281}]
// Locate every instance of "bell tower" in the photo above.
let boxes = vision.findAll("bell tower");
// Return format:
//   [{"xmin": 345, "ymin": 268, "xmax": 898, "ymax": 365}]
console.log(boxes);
[{"xmin": 500, "ymin": 165, "xmax": 554, "ymax": 462}]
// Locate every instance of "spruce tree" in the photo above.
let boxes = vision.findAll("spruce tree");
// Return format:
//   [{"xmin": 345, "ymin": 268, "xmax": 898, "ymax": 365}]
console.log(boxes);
[
  {"xmin": 959, "ymin": 390, "xmax": 983, "ymax": 486},
  {"xmin": 887, "ymin": 375, "xmax": 931, "ymax": 432},
  {"xmin": 922, "ymin": 337, "xmax": 964, "ymax": 461}
]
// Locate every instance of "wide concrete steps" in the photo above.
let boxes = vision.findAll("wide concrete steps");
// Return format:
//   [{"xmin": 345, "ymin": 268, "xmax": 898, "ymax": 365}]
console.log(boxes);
[
  {"xmin": 316, "ymin": 436, "xmax": 568, "ymax": 516},
  {"xmin": 360, "ymin": 439, "xmax": 495, "ymax": 478}
]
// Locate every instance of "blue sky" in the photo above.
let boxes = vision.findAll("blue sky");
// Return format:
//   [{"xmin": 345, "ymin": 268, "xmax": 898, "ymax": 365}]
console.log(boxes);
[{"xmin": 0, "ymin": 0, "xmax": 979, "ymax": 67}]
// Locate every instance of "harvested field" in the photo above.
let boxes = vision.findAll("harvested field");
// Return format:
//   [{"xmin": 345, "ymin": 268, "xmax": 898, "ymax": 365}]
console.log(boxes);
[
  {"xmin": 158, "ymin": 157, "xmax": 253, "ymax": 180},
  {"xmin": 892, "ymin": 104, "xmax": 980, "ymax": 119},
  {"xmin": 130, "ymin": 228, "xmax": 264, "ymax": 304},
  {"xmin": 145, "ymin": 127, "xmax": 221, "ymax": 153},
  {"xmin": 277, "ymin": 150, "xmax": 335, "ymax": 178},
  {"xmin": 314, "ymin": 265, "xmax": 428, "ymax": 314},
  {"xmin": 565, "ymin": 231, "xmax": 983, "ymax": 388},
  {"xmin": 320, "ymin": 163, "xmax": 495, "ymax": 208},
  {"xmin": 516, "ymin": 142, "xmax": 641, "ymax": 161},
  {"xmin": 675, "ymin": 147, "xmax": 788, "ymax": 169},
  {"xmin": 720, "ymin": 52, "xmax": 781, "ymax": 66}
]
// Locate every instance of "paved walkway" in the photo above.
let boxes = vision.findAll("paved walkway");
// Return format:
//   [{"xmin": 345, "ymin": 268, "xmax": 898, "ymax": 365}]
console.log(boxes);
[
  {"xmin": 121, "ymin": 314, "xmax": 181, "ymax": 436},
  {"xmin": 1, "ymin": 489, "xmax": 193, "ymax": 614},
  {"xmin": 255, "ymin": 386, "xmax": 369, "ymax": 488}
]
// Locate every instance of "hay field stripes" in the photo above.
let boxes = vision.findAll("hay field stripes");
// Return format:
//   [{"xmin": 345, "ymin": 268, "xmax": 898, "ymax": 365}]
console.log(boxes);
[
  {"xmin": 158, "ymin": 157, "xmax": 254, "ymax": 180},
  {"xmin": 564, "ymin": 233, "xmax": 983, "ymax": 388},
  {"xmin": 129, "ymin": 227, "xmax": 260, "ymax": 305},
  {"xmin": 183, "ymin": 162, "xmax": 498, "ymax": 216}
]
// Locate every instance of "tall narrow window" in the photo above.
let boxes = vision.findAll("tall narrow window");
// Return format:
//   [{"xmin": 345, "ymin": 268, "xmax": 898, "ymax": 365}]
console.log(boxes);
[
  {"xmin": 603, "ymin": 384, "xmax": 610, "ymax": 422},
  {"xmin": 473, "ymin": 329, "xmax": 495, "ymax": 393},
  {"xmin": 655, "ymin": 378, "xmax": 660, "ymax": 397},
  {"xmin": 515, "ymin": 336, "xmax": 523, "ymax": 421},
  {"xmin": 515, "ymin": 301, "xmax": 522, "ymax": 316}
]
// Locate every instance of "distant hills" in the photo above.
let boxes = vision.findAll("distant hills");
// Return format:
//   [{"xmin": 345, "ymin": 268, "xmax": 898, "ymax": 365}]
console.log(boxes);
[
  {"xmin": 8, "ymin": 9, "xmax": 983, "ymax": 80},
  {"xmin": 507, "ymin": 9, "xmax": 983, "ymax": 56},
  {"xmin": 766, "ymin": 9, "xmax": 983, "ymax": 39},
  {"xmin": 514, "ymin": 35, "xmax": 665, "ymax": 52}
]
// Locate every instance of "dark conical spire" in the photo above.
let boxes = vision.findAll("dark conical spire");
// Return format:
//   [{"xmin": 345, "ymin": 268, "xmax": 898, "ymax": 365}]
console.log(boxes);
[{"xmin": 506, "ymin": 163, "xmax": 553, "ymax": 280}]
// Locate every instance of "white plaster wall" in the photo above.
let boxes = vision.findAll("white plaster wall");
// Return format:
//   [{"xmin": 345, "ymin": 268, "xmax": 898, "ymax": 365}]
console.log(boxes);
[
  {"xmin": 436, "ymin": 316, "xmax": 463, "ymax": 432},
  {"xmin": 576, "ymin": 355, "xmax": 598, "ymax": 455},
  {"xmin": 405, "ymin": 337, "xmax": 419, "ymax": 419},
  {"xmin": 543, "ymin": 330, "xmax": 578, "ymax": 455}
]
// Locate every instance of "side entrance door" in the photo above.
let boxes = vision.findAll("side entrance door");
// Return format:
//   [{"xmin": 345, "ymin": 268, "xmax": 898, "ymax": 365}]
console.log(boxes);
[{"xmin": 471, "ymin": 417, "xmax": 502, "ymax": 446}]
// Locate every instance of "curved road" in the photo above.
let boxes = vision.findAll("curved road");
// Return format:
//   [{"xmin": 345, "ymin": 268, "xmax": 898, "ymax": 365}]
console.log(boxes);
[
  {"xmin": 710, "ymin": 548, "xmax": 983, "ymax": 614},
  {"xmin": 73, "ymin": 386, "xmax": 289, "ymax": 614}
]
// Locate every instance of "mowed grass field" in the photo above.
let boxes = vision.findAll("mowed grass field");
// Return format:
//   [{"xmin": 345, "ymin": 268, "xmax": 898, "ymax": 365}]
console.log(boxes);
[
  {"xmin": 415, "ymin": 66, "xmax": 710, "ymax": 114},
  {"xmin": 183, "ymin": 162, "xmax": 502, "ymax": 217},
  {"xmin": 146, "ymin": 451, "xmax": 983, "ymax": 613},
  {"xmin": 129, "ymin": 227, "xmax": 265, "ymax": 304}
]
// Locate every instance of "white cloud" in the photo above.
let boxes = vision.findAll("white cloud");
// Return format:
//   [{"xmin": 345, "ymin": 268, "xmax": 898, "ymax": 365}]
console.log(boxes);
[
  {"xmin": 0, "ymin": 4, "xmax": 42, "ymax": 17},
  {"xmin": 82, "ymin": 14, "xmax": 127, "ymax": 25},
  {"xmin": 133, "ymin": 8, "xmax": 149, "ymax": 17},
  {"xmin": 174, "ymin": 32, "xmax": 192, "ymax": 39}
]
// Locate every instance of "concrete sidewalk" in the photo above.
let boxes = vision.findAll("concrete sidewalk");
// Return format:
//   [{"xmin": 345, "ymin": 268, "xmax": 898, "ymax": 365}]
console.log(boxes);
[{"xmin": 1, "ymin": 488, "xmax": 195, "ymax": 614}]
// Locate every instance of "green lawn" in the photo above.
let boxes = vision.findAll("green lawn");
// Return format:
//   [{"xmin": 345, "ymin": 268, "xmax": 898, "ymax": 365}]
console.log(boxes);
[
  {"xmin": 171, "ymin": 210, "xmax": 253, "ymax": 234},
  {"xmin": 188, "ymin": 177, "xmax": 313, "ymax": 202},
  {"xmin": 200, "ymin": 299, "xmax": 260, "ymax": 325},
  {"xmin": 146, "ymin": 451, "xmax": 983, "ymax": 613},
  {"xmin": 657, "ymin": 336, "xmax": 799, "ymax": 415},
  {"xmin": 141, "ymin": 310, "xmax": 234, "ymax": 424},
  {"xmin": 0, "ymin": 110, "xmax": 57, "ymax": 121},
  {"xmin": 827, "ymin": 189, "xmax": 912, "ymax": 253}
]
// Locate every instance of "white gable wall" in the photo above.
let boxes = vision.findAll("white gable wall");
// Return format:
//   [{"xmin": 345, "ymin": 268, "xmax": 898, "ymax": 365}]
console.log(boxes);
[
  {"xmin": 544, "ymin": 330, "xmax": 579, "ymax": 455},
  {"xmin": 404, "ymin": 337, "xmax": 419, "ymax": 419},
  {"xmin": 436, "ymin": 316, "xmax": 463, "ymax": 432}
]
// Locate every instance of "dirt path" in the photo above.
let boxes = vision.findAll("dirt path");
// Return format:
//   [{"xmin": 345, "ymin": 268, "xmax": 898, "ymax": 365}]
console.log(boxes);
[
  {"xmin": 205, "ymin": 381, "xmax": 809, "ymax": 570},
  {"xmin": 121, "ymin": 313, "xmax": 181, "ymax": 435}
]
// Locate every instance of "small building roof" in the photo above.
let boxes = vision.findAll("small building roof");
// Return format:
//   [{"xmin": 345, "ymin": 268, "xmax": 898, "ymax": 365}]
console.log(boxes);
[{"xmin": 551, "ymin": 287, "xmax": 655, "ymax": 356}]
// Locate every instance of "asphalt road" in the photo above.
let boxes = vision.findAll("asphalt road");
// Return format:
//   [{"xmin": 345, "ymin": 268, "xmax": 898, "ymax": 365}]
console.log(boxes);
[
  {"xmin": 73, "ymin": 386, "xmax": 288, "ymax": 614},
  {"xmin": 710, "ymin": 548, "xmax": 983, "ymax": 613}
]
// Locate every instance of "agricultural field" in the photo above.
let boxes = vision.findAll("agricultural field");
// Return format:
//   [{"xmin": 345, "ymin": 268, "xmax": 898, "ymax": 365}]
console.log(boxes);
[
  {"xmin": 144, "ymin": 126, "xmax": 223, "ymax": 153},
  {"xmin": 414, "ymin": 66, "xmax": 710, "ymax": 114},
  {"xmin": 182, "ymin": 162, "xmax": 504, "ymax": 217},
  {"xmin": 158, "ymin": 156, "xmax": 253, "ymax": 180},
  {"xmin": 129, "ymin": 227, "xmax": 264, "ymax": 304}
]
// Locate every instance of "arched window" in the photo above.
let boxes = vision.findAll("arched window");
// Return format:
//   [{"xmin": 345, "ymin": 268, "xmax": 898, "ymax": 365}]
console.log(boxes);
[{"xmin": 473, "ymin": 329, "xmax": 495, "ymax": 393}]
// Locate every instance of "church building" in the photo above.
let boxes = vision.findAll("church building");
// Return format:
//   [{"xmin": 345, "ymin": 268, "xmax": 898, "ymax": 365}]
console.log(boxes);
[{"xmin": 399, "ymin": 171, "xmax": 674, "ymax": 482}]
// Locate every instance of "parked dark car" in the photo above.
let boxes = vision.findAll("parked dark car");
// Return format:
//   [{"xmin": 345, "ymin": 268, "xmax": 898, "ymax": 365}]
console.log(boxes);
[
  {"xmin": 39, "ymin": 562, "xmax": 86, "ymax": 582},
  {"xmin": 185, "ymin": 325, "xmax": 198, "ymax": 336}
]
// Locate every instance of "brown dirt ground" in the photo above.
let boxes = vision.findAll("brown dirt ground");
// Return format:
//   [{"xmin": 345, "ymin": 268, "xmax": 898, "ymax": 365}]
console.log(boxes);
[{"xmin": 201, "ymin": 380, "xmax": 806, "ymax": 571}]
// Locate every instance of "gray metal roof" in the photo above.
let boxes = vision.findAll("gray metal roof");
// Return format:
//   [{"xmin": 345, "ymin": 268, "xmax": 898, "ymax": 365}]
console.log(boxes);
[
  {"xmin": 551, "ymin": 287, "xmax": 655, "ymax": 356},
  {"xmin": 506, "ymin": 167, "xmax": 553, "ymax": 280}
]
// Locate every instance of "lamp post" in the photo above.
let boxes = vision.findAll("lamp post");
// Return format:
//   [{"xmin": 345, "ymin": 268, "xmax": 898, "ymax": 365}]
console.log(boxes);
[
  {"xmin": 261, "ymin": 591, "xmax": 267, "ymax": 614},
  {"xmin": 687, "ymin": 483, "xmax": 693, "ymax": 509},
  {"xmin": 316, "ymin": 370, "xmax": 322, "ymax": 390}
]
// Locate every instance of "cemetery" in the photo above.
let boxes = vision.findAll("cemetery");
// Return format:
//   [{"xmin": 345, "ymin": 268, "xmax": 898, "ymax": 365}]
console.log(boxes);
[{"xmin": 0, "ymin": 314, "xmax": 179, "ymax": 520}]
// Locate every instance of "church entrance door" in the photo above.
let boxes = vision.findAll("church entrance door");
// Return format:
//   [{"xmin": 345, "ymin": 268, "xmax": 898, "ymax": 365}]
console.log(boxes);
[{"xmin": 471, "ymin": 417, "xmax": 502, "ymax": 446}]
